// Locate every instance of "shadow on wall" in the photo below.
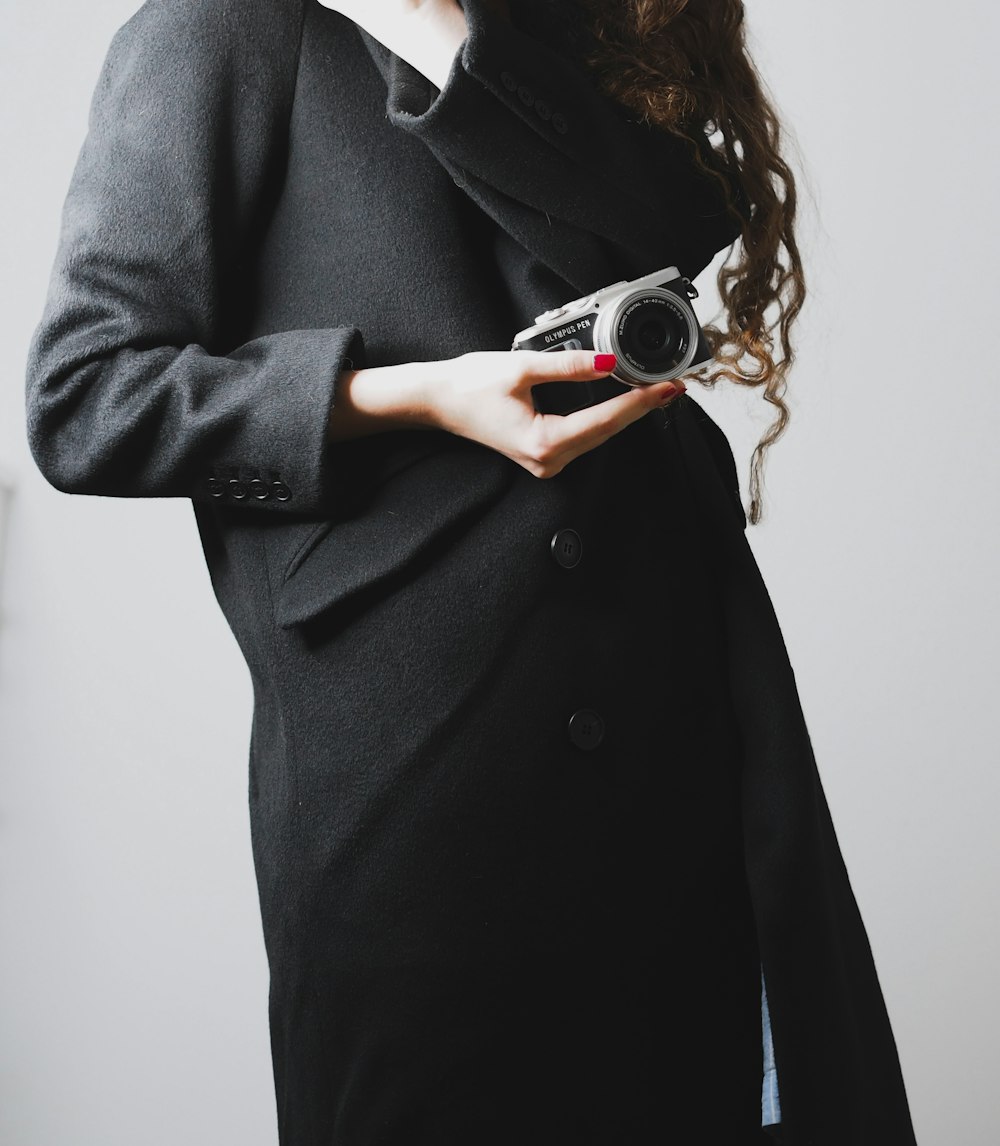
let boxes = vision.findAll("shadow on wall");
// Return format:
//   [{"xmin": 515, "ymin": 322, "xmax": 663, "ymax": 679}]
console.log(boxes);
[{"xmin": 0, "ymin": 467, "xmax": 15, "ymax": 634}]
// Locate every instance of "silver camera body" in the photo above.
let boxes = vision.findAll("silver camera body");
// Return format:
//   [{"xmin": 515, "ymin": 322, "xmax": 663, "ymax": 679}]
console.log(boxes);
[{"xmin": 511, "ymin": 265, "xmax": 711, "ymax": 387}]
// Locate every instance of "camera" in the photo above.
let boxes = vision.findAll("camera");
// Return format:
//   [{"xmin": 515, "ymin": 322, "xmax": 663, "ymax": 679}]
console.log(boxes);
[{"xmin": 511, "ymin": 265, "xmax": 712, "ymax": 388}]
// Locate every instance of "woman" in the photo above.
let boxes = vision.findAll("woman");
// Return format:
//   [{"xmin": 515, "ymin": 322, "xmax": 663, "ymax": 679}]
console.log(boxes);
[{"xmin": 24, "ymin": 0, "xmax": 918, "ymax": 1142}]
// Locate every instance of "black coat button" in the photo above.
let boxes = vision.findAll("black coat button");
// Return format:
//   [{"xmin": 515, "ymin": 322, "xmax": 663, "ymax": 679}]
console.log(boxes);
[
  {"xmin": 550, "ymin": 528, "xmax": 583, "ymax": 569},
  {"xmin": 229, "ymin": 479, "xmax": 248, "ymax": 500},
  {"xmin": 500, "ymin": 70, "xmax": 518, "ymax": 92},
  {"xmin": 207, "ymin": 478, "xmax": 225, "ymax": 498},
  {"xmin": 249, "ymin": 479, "xmax": 270, "ymax": 500},
  {"xmin": 534, "ymin": 99, "xmax": 552, "ymax": 121},
  {"xmin": 517, "ymin": 84, "xmax": 534, "ymax": 106},
  {"xmin": 551, "ymin": 112, "xmax": 569, "ymax": 134},
  {"xmin": 568, "ymin": 709, "xmax": 605, "ymax": 751},
  {"xmin": 271, "ymin": 481, "xmax": 292, "ymax": 502}
]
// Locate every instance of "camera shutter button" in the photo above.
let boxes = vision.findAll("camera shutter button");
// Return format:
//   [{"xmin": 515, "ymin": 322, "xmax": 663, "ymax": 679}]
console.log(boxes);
[{"xmin": 537, "ymin": 306, "xmax": 568, "ymax": 322}]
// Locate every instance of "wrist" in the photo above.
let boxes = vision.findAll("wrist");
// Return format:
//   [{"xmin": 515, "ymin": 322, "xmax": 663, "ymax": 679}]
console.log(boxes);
[{"xmin": 328, "ymin": 359, "xmax": 443, "ymax": 442}]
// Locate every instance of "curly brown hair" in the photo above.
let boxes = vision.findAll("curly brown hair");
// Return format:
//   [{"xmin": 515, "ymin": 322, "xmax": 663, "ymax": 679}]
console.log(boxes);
[{"xmin": 570, "ymin": 0, "xmax": 807, "ymax": 525}]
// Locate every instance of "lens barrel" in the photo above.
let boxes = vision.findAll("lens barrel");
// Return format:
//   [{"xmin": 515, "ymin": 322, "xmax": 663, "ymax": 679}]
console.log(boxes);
[{"xmin": 597, "ymin": 289, "xmax": 697, "ymax": 384}]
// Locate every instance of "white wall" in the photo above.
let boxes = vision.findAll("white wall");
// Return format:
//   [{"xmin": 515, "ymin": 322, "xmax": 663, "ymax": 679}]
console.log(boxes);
[{"xmin": 1, "ymin": 2, "xmax": 997, "ymax": 1142}]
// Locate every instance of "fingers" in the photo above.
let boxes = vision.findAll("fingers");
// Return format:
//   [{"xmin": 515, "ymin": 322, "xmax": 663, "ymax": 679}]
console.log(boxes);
[
  {"xmin": 442, "ymin": 348, "xmax": 686, "ymax": 479},
  {"xmin": 509, "ymin": 348, "xmax": 624, "ymax": 393},
  {"xmin": 537, "ymin": 376, "xmax": 686, "ymax": 471}
]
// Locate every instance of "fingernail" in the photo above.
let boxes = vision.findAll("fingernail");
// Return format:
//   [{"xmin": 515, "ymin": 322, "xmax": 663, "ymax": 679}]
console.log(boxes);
[
  {"xmin": 594, "ymin": 353, "xmax": 617, "ymax": 372},
  {"xmin": 659, "ymin": 384, "xmax": 679, "ymax": 404}
]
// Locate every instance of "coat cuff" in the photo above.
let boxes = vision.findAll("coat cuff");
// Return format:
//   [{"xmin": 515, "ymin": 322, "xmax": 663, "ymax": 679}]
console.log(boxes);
[
  {"xmin": 375, "ymin": 0, "xmax": 751, "ymax": 284},
  {"xmin": 381, "ymin": 0, "xmax": 748, "ymax": 250},
  {"xmin": 194, "ymin": 326, "xmax": 367, "ymax": 514}
]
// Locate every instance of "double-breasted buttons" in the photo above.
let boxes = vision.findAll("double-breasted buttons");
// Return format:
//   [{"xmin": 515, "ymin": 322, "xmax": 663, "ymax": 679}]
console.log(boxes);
[
  {"xmin": 550, "ymin": 528, "xmax": 583, "ymax": 569},
  {"xmin": 568, "ymin": 709, "xmax": 605, "ymax": 751}
]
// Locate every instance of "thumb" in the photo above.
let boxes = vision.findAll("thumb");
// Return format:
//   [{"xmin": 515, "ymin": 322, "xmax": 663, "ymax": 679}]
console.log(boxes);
[{"xmin": 514, "ymin": 349, "xmax": 619, "ymax": 388}]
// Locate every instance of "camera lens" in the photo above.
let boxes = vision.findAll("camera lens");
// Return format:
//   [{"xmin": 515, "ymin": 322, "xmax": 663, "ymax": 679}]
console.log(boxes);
[
  {"xmin": 612, "ymin": 293, "xmax": 692, "ymax": 379},
  {"xmin": 637, "ymin": 319, "xmax": 669, "ymax": 353}
]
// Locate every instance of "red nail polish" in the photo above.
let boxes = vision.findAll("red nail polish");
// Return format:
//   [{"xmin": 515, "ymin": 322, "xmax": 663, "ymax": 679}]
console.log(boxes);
[{"xmin": 594, "ymin": 353, "xmax": 617, "ymax": 372}]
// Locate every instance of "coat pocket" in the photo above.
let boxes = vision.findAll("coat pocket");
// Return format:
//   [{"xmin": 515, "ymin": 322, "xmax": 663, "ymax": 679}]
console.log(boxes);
[{"xmin": 274, "ymin": 438, "xmax": 516, "ymax": 628}]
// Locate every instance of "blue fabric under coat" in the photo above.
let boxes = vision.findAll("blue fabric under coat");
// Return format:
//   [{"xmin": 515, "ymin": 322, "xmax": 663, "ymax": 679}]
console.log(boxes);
[{"xmin": 762, "ymin": 965, "xmax": 782, "ymax": 1128}]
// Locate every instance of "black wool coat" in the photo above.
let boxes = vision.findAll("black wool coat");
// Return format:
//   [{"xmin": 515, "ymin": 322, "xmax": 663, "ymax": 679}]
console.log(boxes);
[{"xmin": 25, "ymin": 1, "xmax": 918, "ymax": 1143}]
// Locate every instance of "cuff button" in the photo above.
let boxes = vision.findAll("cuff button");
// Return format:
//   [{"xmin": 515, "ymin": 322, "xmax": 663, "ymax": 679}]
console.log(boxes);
[
  {"xmin": 535, "ymin": 99, "xmax": 552, "ymax": 121},
  {"xmin": 517, "ymin": 84, "xmax": 534, "ymax": 107},
  {"xmin": 271, "ymin": 482, "xmax": 292, "ymax": 502},
  {"xmin": 207, "ymin": 478, "xmax": 226, "ymax": 498},
  {"xmin": 229, "ymin": 480, "xmax": 248, "ymax": 500},
  {"xmin": 551, "ymin": 112, "xmax": 568, "ymax": 134},
  {"xmin": 249, "ymin": 479, "xmax": 271, "ymax": 500},
  {"xmin": 500, "ymin": 70, "xmax": 518, "ymax": 92}
]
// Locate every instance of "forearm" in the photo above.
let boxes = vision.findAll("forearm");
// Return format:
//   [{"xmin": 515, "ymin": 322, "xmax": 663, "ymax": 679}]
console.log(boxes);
[{"xmin": 327, "ymin": 360, "xmax": 439, "ymax": 441}]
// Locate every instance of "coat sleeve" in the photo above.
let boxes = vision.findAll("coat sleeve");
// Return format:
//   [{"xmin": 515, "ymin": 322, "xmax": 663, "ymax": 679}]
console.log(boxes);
[
  {"xmin": 378, "ymin": 0, "xmax": 750, "ymax": 288},
  {"xmin": 24, "ymin": 0, "xmax": 365, "ymax": 515}
]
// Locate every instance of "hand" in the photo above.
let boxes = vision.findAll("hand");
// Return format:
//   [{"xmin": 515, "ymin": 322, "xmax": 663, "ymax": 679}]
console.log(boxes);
[
  {"xmin": 317, "ymin": 0, "xmax": 468, "ymax": 90},
  {"xmin": 422, "ymin": 349, "xmax": 685, "ymax": 479}
]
